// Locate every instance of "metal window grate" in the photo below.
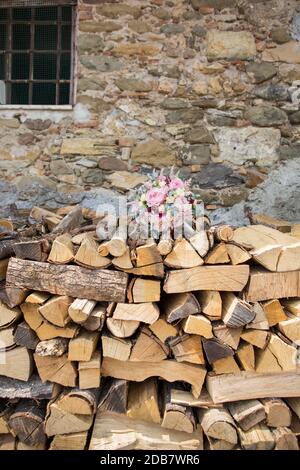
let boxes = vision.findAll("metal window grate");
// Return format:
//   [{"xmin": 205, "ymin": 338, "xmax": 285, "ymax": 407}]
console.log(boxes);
[
  {"xmin": 0, "ymin": 1, "xmax": 77, "ymax": 7},
  {"xmin": 0, "ymin": 4, "xmax": 76, "ymax": 105}
]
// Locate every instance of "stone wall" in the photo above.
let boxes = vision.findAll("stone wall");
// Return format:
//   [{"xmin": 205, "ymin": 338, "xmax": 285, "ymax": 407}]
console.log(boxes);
[{"xmin": 1, "ymin": 0, "xmax": 300, "ymax": 222}]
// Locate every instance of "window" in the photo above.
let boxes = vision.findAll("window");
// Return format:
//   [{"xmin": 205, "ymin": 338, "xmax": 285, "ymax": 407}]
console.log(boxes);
[{"xmin": 0, "ymin": 2, "xmax": 76, "ymax": 106}]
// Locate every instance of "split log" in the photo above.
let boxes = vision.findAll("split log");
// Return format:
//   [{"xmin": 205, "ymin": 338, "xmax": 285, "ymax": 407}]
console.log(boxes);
[
  {"xmin": 206, "ymin": 370, "xmax": 300, "ymax": 403},
  {"xmin": 226, "ymin": 243, "xmax": 251, "ymax": 265},
  {"xmin": 245, "ymin": 268, "xmax": 300, "ymax": 302},
  {"xmin": 68, "ymin": 331, "xmax": 99, "ymax": 362},
  {"xmin": 282, "ymin": 298, "xmax": 300, "ymax": 316},
  {"xmin": 236, "ymin": 342, "xmax": 255, "ymax": 371},
  {"xmin": 278, "ymin": 315, "xmax": 300, "ymax": 342},
  {"xmin": 164, "ymin": 238, "xmax": 203, "ymax": 269},
  {"xmin": 0, "ymin": 239, "xmax": 15, "ymax": 260},
  {"xmin": 112, "ymin": 302, "xmax": 160, "ymax": 324},
  {"xmin": 227, "ymin": 400, "xmax": 266, "ymax": 431},
  {"xmin": 29, "ymin": 206, "xmax": 62, "ymax": 230},
  {"xmin": 102, "ymin": 358, "xmax": 206, "ymax": 398},
  {"xmin": 196, "ymin": 290, "xmax": 222, "ymax": 320},
  {"xmin": 157, "ymin": 239, "xmax": 173, "ymax": 256},
  {"xmin": 25, "ymin": 291, "xmax": 50, "ymax": 305},
  {"xmin": 0, "ymin": 347, "xmax": 33, "ymax": 381},
  {"xmin": 164, "ymin": 265, "xmax": 249, "ymax": 294},
  {"xmin": 0, "ymin": 299, "xmax": 21, "ymax": 329},
  {"xmin": 273, "ymin": 427, "xmax": 299, "ymax": 450},
  {"xmin": 127, "ymin": 379, "xmax": 161, "ymax": 424},
  {"xmin": 213, "ymin": 323, "xmax": 242, "ymax": 350},
  {"xmin": 198, "ymin": 407, "xmax": 237, "ymax": 448},
  {"xmin": 149, "ymin": 318, "xmax": 178, "ymax": 343},
  {"xmin": 0, "ymin": 434, "xmax": 16, "ymax": 450},
  {"xmin": 0, "ymin": 285, "xmax": 28, "ymax": 309},
  {"xmin": 55, "ymin": 388, "xmax": 98, "ymax": 415},
  {"xmin": 130, "ymin": 327, "xmax": 169, "ymax": 362},
  {"xmin": 128, "ymin": 278, "xmax": 161, "ymax": 303},
  {"xmin": 241, "ymin": 329, "xmax": 269, "ymax": 349},
  {"xmin": 262, "ymin": 299, "xmax": 287, "ymax": 327},
  {"xmin": 261, "ymin": 398, "xmax": 291, "ymax": 427},
  {"xmin": 35, "ymin": 338, "xmax": 68, "ymax": 357},
  {"xmin": 102, "ymin": 334, "xmax": 132, "ymax": 361},
  {"xmin": 34, "ymin": 353, "xmax": 77, "ymax": 387},
  {"xmin": 170, "ymin": 388, "xmax": 221, "ymax": 409},
  {"xmin": 124, "ymin": 263, "xmax": 164, "ymax": 278},
  {"xmin": 106, "ymin": 318, "xmax": 139, "ymax": 338},
  {"xmin": 0, "ymin": 258, "xmax": 8, "ymax": 281},
  {"xmin": 50, "ymin": 432, "xmax": 88, "ymax": 450},
  {"xmin": 68, "ymin": 298, "xmax": 96, "ymax": 324},
  {"xmin": 211, "ymin": 225, "xmax": 234, "ymax": 242},
  {"xmin": 82, "ymin": 304, "xmax": 106, "ymax": 332},
  {"xmin": 168, "ymin": 334, "xmax": 205, "ymax": 365},
  {"xmin": 6, "ymin": 258, "xmax": 128, "ymax": 302},
  {"xmin": 205, "ymin": 243, "xmax": 230, "ymax": 264},
  {"xmin": 0, "ymin": 326, "xmax": 15, "ymax": 351},
  {"xmin": 257, "ymin": 333, "xmax": 297, "ymax": 372},
  {"xmin": 285, "ymin": 397, "xmax": 300, "ymax": 419},
  {"xmin": 0, "ymin": 402, "xmax": 13, "ymax": 434},
  {"xmin": 112, "ymin": 247, "xmax": 133, "ymax": 270},
  {"xmin": 14, "ymin": 321, "xmax": 39, "ymax": 350},
  {"xmin": 212, "ymin": 356, "xmax": 240, "ymax": 375},
  {"xmin": 222, "ymin": 293, "xmax": 254, "ymax": 328},
  {"xmin": 75, "ymin": 236, "xmax": 111, "ymax": 269},
  {"xmin": 246, "ymin": 302, "xmax": 269, "ymax": 330},
  {"xmin": 162, "ymin": 292, "xmax": 200, "ymax": 323},
  {"xmin": 39, "ymin": 295, "xmax": 73, "ymax": 327},
  {"xmin": 48, "ymin": 234, "xmax": 74, "ymax": 264},
  {"xmin": 89, "ymin": 411, "xmax": 203, "ymax": 450},
  {"xmin": 45, "ymin": 400, "xmax": 93, "ymax": 437},
  {"xmin": 14, "ymin": 239, "xmax": 48, "ymax": 262},
  {"xmin": 183, "ymin": 315, "xmax": 213, "ymax": 339},
  {"xmin": 0, "ymin": 374, "xmax": 57, "ymax": 400},
  {"xmin": 9, "ymin": 400, "xmax": 47, "ymax": 446},
  {"xmin": 161, "ymin": 383, "xmax": 195, "ymax": 434},
  {"xmin": 237, "ymin": 423, "xmax": 274, "ymax": 450},
  {"xmin": 189, "ymin": 230, "xmax": 209, "ymax": 257},
  {"xmin": 78, "ymin": 351, "xmax": 101, "ymax": 389},
  {"xmin": 52, "ymin": 205, "xmax": 83, "ymax": 234},
  {"xmin": 250, "ymin": 213, "xmax": 292, "ymax": 233},
  {"xmin": 255, "ymin": 347, "xmax": 282, "ymax": 374},
  {"xmin": 98, "ymin": 377, "xmax": 128, "ymax": 414},
  {"xmin": 202, "ymin": 337, "xmax": 234, "ymax": 365},
  {"xmin": 125, "ymin": 241, "xmax": 164, "ymax": 278},
  {"xmin": 100, "ymin": 234, "xmax": 127, "ymax": 258}
]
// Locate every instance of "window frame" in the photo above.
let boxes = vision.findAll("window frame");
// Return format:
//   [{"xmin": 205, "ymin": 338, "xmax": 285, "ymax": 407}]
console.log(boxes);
[{"xmin": 0, "ymin": 3, "xmax": 76, "ymax": 109}]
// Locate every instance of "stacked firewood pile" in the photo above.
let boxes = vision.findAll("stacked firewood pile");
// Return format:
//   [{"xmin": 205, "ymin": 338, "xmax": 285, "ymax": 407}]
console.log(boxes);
[{"xmin": 0, "ymin": 207, "xmax": 299, "ymax": 450}]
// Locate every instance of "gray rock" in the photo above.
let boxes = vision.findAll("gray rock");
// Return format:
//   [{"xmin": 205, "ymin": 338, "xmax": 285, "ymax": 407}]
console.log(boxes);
[
  {"xmin": 290, "ymin": 11, "xmax": 300, "ymax": 42},
  {"xmin": 244, "ymin": 105, "xmax": 288, "ymax": 126},
  {"xmin": 24, "ymin": 119, "xmax": 51, "ymax": 131},
  {"xmin": 115, "ymin": 78, "xmax": 152, "ymax": 92},
  {"xmin": 148, "ymin": 64, "xmax": 181, "ymax": 79},
  {"xmin": 185, "ymin": 126, "xmax": 215, "ymax": 144},
  {"xmin": 77, "ymin": 77, "xmax": 106, "ymax": 92},
  {"xmin": 128, "ymin": 20, "xmax": 151, "ymax": 33},
  {"xmin": 98, "ymin": 157, "xmax": 127, "ymax": 171},
  {"xmin": 207, "ymin": 114, "xmax": 236, "ymax": 127},
  {"xmin": 279, "ymin": 142, "xmax": 300, "ymax": 159},
  {"xmin": 50, "ymin": 160, "xmax": 73, "ymax": 176},
  {"xmin": 246, "ymin": 62, "xmax": 277, "ymax": 83},
  {"xmin": 192, "ymin": 25, "xmax": 206, "ymax": 37},
  {"xmin": 160, "ymin": 24, "xmax": 185, "ymax": 35},
  {"xmin": 166, "ymin": 108, "xmax": 204, "ymax": 125},
  {"xmin": 79, "ymin": 21, "xmax": 122, "ymax": 33},
  {"xmin": 271, "ymin": 27, "xmax": 290, "ymax": 44},
  {"xmin": 82, "ymin": 169, "xmax": 103, "ymax": 184},
  {"xmin": 288, "ymin": 110, "xmax": 300, "ymax": 124},
  {"xmin": 219, "ymin": 186, "xmax": 249, "ymax": 207},
  {"xmin": 192, "ymin": 163, "xmax": 244, "ymax": 189},
  {"xmin": 181, "ymin": 145, "xmax": 211, "ymax": 165},
  {"xmin": 77, "ymin": 95, "xmax": 111, "ymax": 114},
  {"xmin": 80, "ymin": 55, "xmax": 123, "ymax": 72},
  {"xmin": 153, "ymin": 8, "xmax": 171, "ymax": 20},
  {"xmin": 76, "ymin": 158, "xmax": 98, "ymax": 169},
  {"xmin": 252, "ymin": 83, "xmax": 289, "ymax": 101},
  {"xmin": 191, "ymin": 96, "xmax": 218, "ymax": 108},
  {"xmin": 96, "ymin": 4, "xmax": 141, "ymax": 19},
  {"xmin": 77, "ymin": 34, "xmax": 104, "ymax": 53},
  {"xmin": 191, "ymin": 0, "xmax": 235, "ymax": 9},
  {"xmin": 161, "ymin": 98, "xmax": 189, "ymax": 110},
  {"xmin": 206, "ymin": 30, "xmax": 256, "ymax": 61}
]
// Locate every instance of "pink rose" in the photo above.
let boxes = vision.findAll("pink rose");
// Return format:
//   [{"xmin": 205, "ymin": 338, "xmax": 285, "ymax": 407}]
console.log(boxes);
[
  {"xmin": 146, "ymin": 188, "xmax": 167, "ymax": 207},
  {"xmin": 169, "ymin": 178, "xmax": 184, "ymax": 190}
]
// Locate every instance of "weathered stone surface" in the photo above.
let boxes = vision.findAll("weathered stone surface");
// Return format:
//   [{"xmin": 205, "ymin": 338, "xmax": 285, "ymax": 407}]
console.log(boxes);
[
  {"xmin": 185, "ymin": 126, "xmax": 215, "ymax": 144},
  {"xmin": 0, "ymin": 118, "xmax": 20, "ymax": 129},
  {"xmin": 98, "ymin": 157, "xmax": 127, "ymax": 171},
  {"xmin": 192, "ymin": 163, "xmax": 244, "ymax": 189},
  {"xmin": 76, "ymin": 158, "xmax": 98, "ymax": 169},
  {"xmin": 160, "ymin": 24, "xmax": 185, "ymax": 35},
  {"xmin": 128, "ymin": 20, "xmax": 151, "ymax": 33},
  {"xmin": 214, "ymin": 126, "xmax": 281, "ymax": 167},
  {"xmin": 161, "ymin": 98, "xmax": 189, "ymax": 110},
  {"xmin": 219, "ymin": 186, "xmax": 249, "ymax": 207},
  {"xmin": 207, "ymin": 113, "xmax": 236, "ymax": 127},
  {"xmin": 245, "ymin": 105, "xmax": 288, "ymax": 126},
  {"xmin": 246, "ymin": 62, "xmax": 277, "ymax": 83},
  {"xmin": 96, "ymin": 4, "xmax": 141, "ymax": 18},
  {"xmin": 115, "ymin": 78, "xmax": 152, "ymax": 92},
  {"xmin": 148, "ymin": 64, "xmax": 180, "ymax": 78},
  {"xmin": 181, "ymin": 144, "xmax": 211, "ymax": 166},
  {"xmin": 271, "ymin": 27, "xmax": 290, "ymax": 44},
  {"xmin": 61, "ymin": 138, "xmax": 117, "ymax": 156},
  {"xmin": 50, "ymin": 160, "xmax": 73, "ymax": 176},
  {"xmin": 77, "ymin": 34, "xmax": 104, "ymax": 53},
  {"xmin": 106, "ymin": 171, "xmax": 147, "ymax": 190},
  {"xmin": 18, "ymin": 133, "xmax": 35, "ymax": 146},
  {"xmin": 79, "ymin": 21, "xmax": 122, "ymax": 33},
  {"xmin": 113, "ymin": 43, "xmax": 161, "ymax": 56},
  {"xmin": 262, "ymin": 41, "xmax": 300, "ymax": 64},
  {"xmin": 290, "ymin": 11, "xmax": 300, "ymax": 42},
  {"xmin": 24, "ymin": 119, "xmax": 51, "ymax": 131},
  {"xmin": 153, "ymin": 8, "xmax": 171, "ymax": 20},
  {"xmin": 279, "ymin": 142, "xmax": 300, "ymax": 159},
  {"xmin": 77, "ymin": 95, "xmax": 111, "ymax": 114},
  {"xmin": 288, "ymin": 110, "xmax": 300, "ymax": 124},
  {"xmin": 191, "ymin": 0, "xmax": 235, "ymax": 9},
  {"xmin": 77, "ymin": 77, "xmax": 106, "ymax": 92},
  {"xmin": 206, "ymin": 30, "xmax": 256, "ymax": 61},
  {"xmin": 82, "ymin": 168, "xmax": 103, "ymax": 184},
  {"xmin": 131, "ymin": 139, "xmax": 176, "ymax": 168},
  {"xmin": 252, "ymin": 83, "xmax": 289, "ymax": 101},
  {"xmin": 278, "ymin": 63, "xmax": 300, "ymax": 83},
  {"xmin": 166, "ymin": 108, "xmax": 204, "ymax": 124},
  {"xmin": 191, "ymin": 96, "xmax": 218, "ymax": 108},
  {"xmin": 192, "ymin": 25, "xmax": 206, "ymax": 37},
  {"xmin": 80, "ymin": 55, "xmax": 123, "ymax": 72}
]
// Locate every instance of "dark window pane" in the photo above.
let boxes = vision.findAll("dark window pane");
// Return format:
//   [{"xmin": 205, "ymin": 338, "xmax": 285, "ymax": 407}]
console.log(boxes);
[
  {"xmin": 32, "ymin": 82, "xmax": 56, "ymax": 105},
  {"xmin": 0, "ymin": 9, "xmax": 8, "ymax": 21},
  {"xmin": 59, "ymin": 83, "xmax": 70, "ymax": 105},
  {"xmin": 62, "ymin": 6, "xmax": 72, "ymax": 22},
  {"xmin": 13, "ymin": 24, "xmax": 30, "ymax": 50},
  {"xmin": 33, "ymin": 53, "xmax": 56, "ymax": 80},
  {"xmin": 0, "ymin": 54, "xmax": 4, "ymax": 79},
  {"xmin": 60, "ymin": 53, "xmax": 70, "ymax": 80},
  {"xmin": 13, "ymin": 8, "xmax": 31, "ymax": 21},
  {"xmin": 11, "ymin": 83, "xmax": 29, "ymax": 104},
  {"xmin": 61, "ymin": 25, "xmax": 71, "ymax": 50},
  {"xmin": 35, "ymin": 25, "xmax": 57, "ymax": 50},
  {"xmin": 12, "ymin": 53, "xmax": 29, "ymax": 79},
  {"xmin": 35, "ymin": 7, "xmax": 57, "ymax": 22},
  {"xmin": 0, "ymin": 24, "xmax": 6, "ymax": 50}
]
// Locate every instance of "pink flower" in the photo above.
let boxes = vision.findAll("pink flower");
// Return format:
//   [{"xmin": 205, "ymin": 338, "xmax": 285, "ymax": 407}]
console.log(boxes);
[
  {"xmin": 169, "ymin": 178, "xmax": 184, "ymax": 190},
  {"xmin": 146, "ymin": 188, "xmax": 167, "ymax": 207}
]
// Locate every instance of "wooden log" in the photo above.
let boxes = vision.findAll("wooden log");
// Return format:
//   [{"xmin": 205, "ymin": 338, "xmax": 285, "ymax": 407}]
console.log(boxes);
[
  {"xmin": 130, "ymin": 327, "xmax": 169, "ymax": 362},
  {"xmin": 48, "ymin": 234, "xmax": 74, "ymax": 264},
  {"xmin": 34, "ymin": 353, "xmax": 77, "ymax": 387},
  {"xmin": 68, "ymin": 298, "xmax": 96, "ymax": 324},
  {"xmin": 182, "ymin": 314, "xmax": 213, "ymax": 339},
  {"xmin": 202, "ymin": 337, "xmax": 234, "ymax": 364},
  {"xmin": 35, "ymin": 338, "xmax": 68, "ymax": 357},
  {"xmin": 198, "ymin": 407, "xmax": 237, "ymax": 447},
  {"xmin": 26, "ymin": 291, "xmax": 50, "ymax": 304},
  {"xmin": 124, "ymin": 263, "xmax": 164, "ymax": 278},
  {"xmin": 273, "ymin": 427, "xmax": 299, "ymax": 450},
  {"xmin": 211, "ymin": 225, "xmax": 234, "ymax": 242},
  {"xmin": 0, "ymin": 299, "xmax": 21, "ymax": 329},
  {"xmin": 241, "ymin": 329, "xmax": 269, "ymax": 349},
  {"xmin": 164, "ymin": 238, "xmax": 203, "ymax": 269},
  {"xmin": 0, "ymin": 284, "xmax": 28, "ymax": 309},
  {"xmin": 263, "ymin": 333, "xmax": 297, "ymax": 371},
  {"xmin": 107, "ymin": 318, "xmax": 139, "ymax": 338},
  {"xmin": 112, "ymin": 247, "xmax": 133, "ymax": 270},
  {"xmin": 170, "ymin": 388, "xmax": 221, "ymax": 409},
  {"xmin": 68, "ymin": 331, "xmax": 99, "ymax": 362},
  {"xmin": 246, "ymin": 302, "xmax": 269, "ymax": 330},
  {"xmin": 196, "ymin": 290, "xmax": 222, "ymax": 320},
  {"xmin": 0, "ymin": 434, "xmax": 16, "ymax": 450},
  {"xmin": 237, "ymin": 423, "xmax": 274, "ymax": 450},
  {"xmin": 0, "ymin": 326, "xmax": 16, "ymax": 350},
  {"xmin": 255, "ymin": 347, "xmax": 282, "ymax": 374},
  {"xmin": 290, "ymin": 412, "xmax": 300, "ymax": 436},
  {"xmin": 98, "ymin": 377, "xmax": 128, "ymax": 414},
  {"xmin": 0, "ymin": 258, "xmax": 8, "ymax": 281},
  {"xmin": 0, "ymin": 374, "xmax": 57, "ymax": 400},
  {"xmin": 55, "ymin": 388, "xmax": 98, "ymax": 416},
  {"xmin": 0, "ymin": 402, "xmax": 13, "ymax": 434},
  {"xmin": 222, "ymin": 293, "xmax": 255, "ymax": 328},
  {"xmin": 149, "ymin": 318, "xmax": 178, "ymax": 343},
  {"xmin": 78, "ymin": 351, "xmax": 101, "ymax": 389},
  {"xmin": 157, "ymin": 239, "xmax": 173, "ymax": 256},
  {"xmin": 245, "ymin": 268, "xmax": 300, "ymax": 302},
  {"xmin": 278, "ymin": 314, "xmax": 300, "ymax": 342},
  {"xmin": 226, "ymin": 243, "xmax": 252, "ymax": 265},
  {"xmin": 9, "ymin": 399, "xmax": 47, "ymax": 447},
  {"xmin": 285, "ymin": 397, "xmax": 300, "ymax": 419},
  {"xmin": 206, "ymin": 370, "xmax": 300, "ymax": 403},
  {"xmin": 189, "ymin": 230, "xmax": 209, "ymax": 257},
  {"xmin": 163, "ymin": 292, "xmax": 200, "ymax": 324},
  {"xmin": 236, "ymin": 342, "xmax": 255, "ymax": 371},
  {"xmin": 82, "ymin": 304, "xmax": 106, "ymax": 332},
  {"xmin": 212, "ymin": 356, "xmax": 240, "ymax": 375},
  {"xmin": 205, "ymin": 243, "xmax": 230, "ymax": 265},
  {"xmin": 213, "ymin": 323, "xmax": 242, "ymax": 350},
  {"xmin": 89, "ymin": 410, "xmax": 203, "ymax": 450},
  {"xmin": 52, "ymin": 205, "xmax": 83, "ymax": 234},
  {"xmin": 227, "ymin": 400, "xmax": 266, "ymax": 431},
  {"xmin": 102, "ymin": 334, "xmax": 132, "ymax": 361},
  {"xmin": 127, "ymin": 378, "xmax": 161, "ymax": 424},
  {"xmin": 50, "ymin": 432, "xmax": 88, "ymax": 450},
  {"xmin": 0, "ymin": 239, "xmax": 15, "ymax": 260},
  {"xmin": 45, "ymin": 400, "xmax": 93, "ymax": 437},
  {"xmin": 168, "ymin": 334, "xmax": 205, "ymax": 365},
  {"xmin": 125, "ymin": 241, "xmax": 164, "ymax": 277},
  {"xmin": 262, "ymin": 299, "xmax": 287, "ymax": 327},
  {"xmin": 250, "ymin": 213, "xmax": 292, "ymax": 233},
  {"xmin": 39, "ymin": 295, "xmax": 73, "ymax": 327},
  {"xmin": 112, "ymin": 302, "xmax": 160, "ymax": 324},
  {"xmin": 102, "ymin": 358, "xmax": 206, "ymax": 398},
  {"xmin": 128, "ymin": 278, "xmax": 161, "ymax": 303},
  {"xmin": 161, "ymin": 383, "xmax": 195, "ymax": 434},
  {"xmin": 29, "ymin": 206, "xmax": 62, "ymax": 230},
  {"xmin": 6, "ymin": 258, "xmax": 129, "ymax": 302},
  {"xmin": 75, "ymin": 236, "xmax": 111, "ymax": 269},
  {"xmin": 14, "ymin": 239, "xmax": 47, "ymax": 262},
  {"xmin": 102, "ymin": 235, "xmax": 127, "ymax": 258},
  {"xmin": 164, "ymin": 265, "xmax": 249, "ymax": 294},
  {"xmin": 0, "ymin": 347, "xmax": 33, "ymax": 381},
  {"xmin": 261, "ymin": 398, "xmax": 291, "ymax": 427},
  {"xmin": 14, "ymin": 321, "xmax": 39, "ymax": 350},
  {"xmin": 282, "ymin": 298, "xmax": 300, "ymax": 316}
]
